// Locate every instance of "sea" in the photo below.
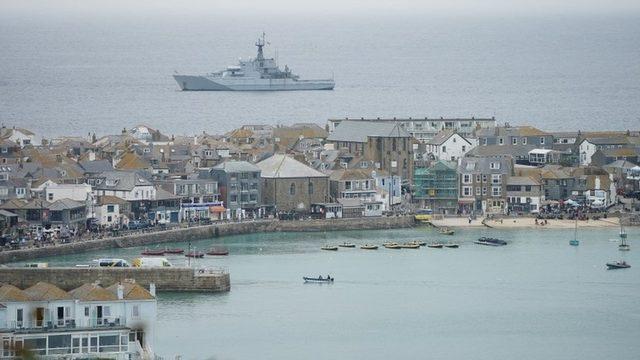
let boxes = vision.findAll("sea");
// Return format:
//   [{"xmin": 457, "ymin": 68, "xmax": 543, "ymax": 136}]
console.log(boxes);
[
  {"xmin": 1, "ymin": 13, "xmax": 639, "ymax": 137},
  {"xmin": 12, "ymin": 226, "xmax": 640, "ymax": 360}
]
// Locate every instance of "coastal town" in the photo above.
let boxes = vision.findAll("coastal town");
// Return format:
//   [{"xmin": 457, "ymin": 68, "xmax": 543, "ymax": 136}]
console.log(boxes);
[
  {"xmin": 1, "ymin": 117, "xmax": 640, "ymax": 358},
  {"xmin": 0, "ymin": 117, "xmax": 639, "ymax": 248}
]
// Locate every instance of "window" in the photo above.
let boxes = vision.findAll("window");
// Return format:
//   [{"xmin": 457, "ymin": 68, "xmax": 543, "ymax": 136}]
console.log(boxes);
[
  {"xmin": 475, "ymin": 187, "xmax": 481, "ymax": 195},
  {"xmin": 482, "ymin": 138, "xmax": 487, "ymax": 145},
  {"xmin": 0, "ymin": 147, "xmax": 6, "ymax": 154},
  {"xmin": 522, "ymin": 137, "xmax": 527, "ymax": 145},
  {"xmin": 491, "ymin": 174, "xmax": 501, "ymax": 184},
  {"xmin": 482, "ymin": 187, "xmax": 487, "ymax": 196},
  {"xmin": 230, "ymin": 194, "xmax": 237, "ymax": 203},
  {"xmin": 132, "ymin": 305, "xmax": 140, "ymax": 318},
  {"xmin": 442, "ymin": 146, "xmax": 446, "ymax": 153},
  {"xmin": 525, "ymin": 185, "xmax": 532, "ymax": 192},
  {"xmin": 107, "ymin": 205, "xmax": 115, "ymax": 213},
  {"xmin": 345, "ymin": 181, "xmax": 352, "ymax": 190},
  {"xmin": 308, "ymin": 182, "xmax": 314, "ymax": 194},
  {"xmin": 476, "ymin": 174, "xmax": 481, "ymax": 182},
  {"xmin": 499, "ymin": 138, "xmax": 504, "ymax": 145},
  {"xmin": 289, "ymin": 183, "xmax": 296, "ymax": 195},
  {"xmin": 48, "ymin": 193, "xmax": 54, "ymax": 201},
  {"xmin": 107, "ymin": 216, "xmax": 112, "ymax": 222},
  {"xmin": 540, "ymin": 137, "xmax": 545, "ymax": 145},
  {"xmin": 16, "ymin": 308, "xmax": 23, "ymax": 325},
  {"xmin": 84, "ymin": 306, "xmax": 90, "ymax": 317},
  {"xmin": 512, "ymin": 138, "xmax": 517, "ymax": 145},
  {"xmin": 490, "ymin": 162, "xmax": 500, "ymax": 170},
  {"xmin": 463, "ymin": 174, "xmax": 471, "ymax": 184},
  {"xmin": 492, "ymin": 186, "xmax": 501, "ymax": 197},
  {"xmin": 462, "ymin": 145, "xmax": 466, "ymax": 152},
  {"xmin": 463, "ymin": 186, "xmax": 471, "ymax": 196}
]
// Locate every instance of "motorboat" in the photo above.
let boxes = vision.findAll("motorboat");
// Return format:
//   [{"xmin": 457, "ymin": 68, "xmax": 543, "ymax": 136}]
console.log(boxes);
[
  {"xmin": 606, "ymin": 261, "xmax": 630, "ymax": 270},
  {"xmin": 570, "ymin": 216, "xmax": 579, "ymax": 246},
  {"xmin": 339, "ymin": 242, "xmax": 356, "ymax": 248},
  {"xmin": 164, "ymin": 248, "xmax": 184, "ymax": 254},
  {"xmin": 141, "ymin": 248, "xmax": 165, "ymax": 256},
  {"xmin": 444, "ymin": 243, "xmax": 459, "ymax": 248},
  {"xmin": 400, "ymin": 243, "xmax": 420, "ymax": 249},
  {"xmin": 383, "ymin": 242, "xmax": 402, "ymax": 249},
  {"xmin": 438, "ymin": 228, "xmax": 455, "ymax": 235},
  {"xmin": 474, "ymin": 237, "xmax": 507, "ymax": 246},
  {"xmin": 304, "ymin": 276, "xmax": 334, "ymax": 283},
  {"xmin": 360, "ymin": 244, "xmax": 379, "ymax": 250},
  {"xmin": 185, "ymin": 251, "xmax": 205, "ymax": 258},
  {"xmin": 427, "ymin": 243, "xmax": 444, "ymax": 248},
  {"xmin": 206, "ymin": 247, "xmax": 229, "ymax": 256},
  {"xmin": 321, "ymin": 245, "xmax": 339, "ymax": 251}
]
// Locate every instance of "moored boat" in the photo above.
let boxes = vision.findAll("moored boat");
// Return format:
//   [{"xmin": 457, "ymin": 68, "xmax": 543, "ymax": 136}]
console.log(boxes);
[
  {"xmin": 400, "ymin": 243, "xmax": 420, "ymax": 249},
  {"xmin": 474, "ymin": 237, "xmax": 507, "ymax": 246},
  {"xmin": 303, "ymin": 276, "xmax": 334, "ymax": 283},
  {"xmin": 206, "ymin": 247, "xmax": 229, "ymax": 256},
  {"xmin": 141, "ymin": 248, "xmax": 165, "ymax": 256},
  {"xmin": 321, "ymin": 245, "xmax": 339, "ymax": 251},
  {"xmin": 360, "ymin": 244, "xmax": 379, "ymax": 250},
  {"xmin": 427, "ymin": 243, "xmax": 444, "ymax": 248},
  {"xmin": 444, "ymin": 243, "xmax": 459, "ymax": 248},
  {"xmin": 185, "ymin": 251, "xmax": 205, "ymax": 258},
  {"xmin": 606, "ymin": 261, "xmax": 630, "ymax": 270},
  {"xmin": 383, "ymin": 242, "xmax": 402, "ymax": 249},
  {"xmin": 339, "ymin": 242, "xmax": 356, "ymax": 248},
  {"xmin": 438, "ymin": 228, "xmax": 455, "ymax": 235}
]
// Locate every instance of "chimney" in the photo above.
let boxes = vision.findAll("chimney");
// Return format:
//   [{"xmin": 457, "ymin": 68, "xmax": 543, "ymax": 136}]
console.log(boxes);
[
  {"xmin": 117, "ymin": 283, "xmax": 124, "ymax": 300},
  {"xmin": 149, "ymin": 283, "xmax": 156, "ymax": 297}
]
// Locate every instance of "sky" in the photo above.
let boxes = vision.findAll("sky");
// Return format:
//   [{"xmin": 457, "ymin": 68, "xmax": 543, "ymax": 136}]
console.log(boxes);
[{"xmin": 4, "ymin": 0, "xmax": 640, "ymax": 17}]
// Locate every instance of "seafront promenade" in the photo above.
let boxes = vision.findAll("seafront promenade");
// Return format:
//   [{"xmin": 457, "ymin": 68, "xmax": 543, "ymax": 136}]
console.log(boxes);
[
  {"xmin": 430, "ymin": 215, "xmax": 621, "ymax": 229},
  {"xmin": 0, "ymin": 216, "xmax": 415, "ymax": 264}
]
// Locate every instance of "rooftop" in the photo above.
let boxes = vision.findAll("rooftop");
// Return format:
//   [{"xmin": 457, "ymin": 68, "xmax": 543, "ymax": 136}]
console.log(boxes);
[
  {"xmin": 257, "ymin": 154, "xmax": 327, "ymax": 178},
  {"xmin": 327, "ymin": 120, "xmax": 411, "ymax": 143}
]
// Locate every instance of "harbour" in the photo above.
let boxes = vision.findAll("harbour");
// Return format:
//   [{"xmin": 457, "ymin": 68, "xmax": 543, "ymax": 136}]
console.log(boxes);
[{"xmin": 6, "ymin": 226, "xmax": 638, "ymax": 360}]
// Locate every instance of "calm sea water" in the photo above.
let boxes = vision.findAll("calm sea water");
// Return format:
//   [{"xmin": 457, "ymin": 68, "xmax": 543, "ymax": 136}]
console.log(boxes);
[
  {"xmin": 15, "ymin": 227, "xmax": 640, "ymax": 360},
  {"xmin": 1, "ymin": 14, "xmax": 639, "ymax": 137}
]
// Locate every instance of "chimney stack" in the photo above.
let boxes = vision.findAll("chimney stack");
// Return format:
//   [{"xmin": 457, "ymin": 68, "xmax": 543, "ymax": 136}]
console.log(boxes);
[{"xmin": 117, "ymin": 283, "xmax": 124, "ymax": 300}]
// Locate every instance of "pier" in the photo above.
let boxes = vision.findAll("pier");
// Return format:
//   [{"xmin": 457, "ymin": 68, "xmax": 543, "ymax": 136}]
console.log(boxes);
[{"xmin": 0, "ymin": 266, "xmax": 230, "ymax": 293}]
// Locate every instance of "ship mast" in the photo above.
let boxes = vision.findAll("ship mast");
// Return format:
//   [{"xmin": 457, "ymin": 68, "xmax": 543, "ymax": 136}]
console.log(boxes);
[{"xmin": 255, "ymin": 32, "xmax": 266, "ymax": 66}]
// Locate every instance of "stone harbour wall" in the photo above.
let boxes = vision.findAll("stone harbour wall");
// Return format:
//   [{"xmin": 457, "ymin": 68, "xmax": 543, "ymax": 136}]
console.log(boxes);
[
  {"xmin": 0, "ymin": 267, "xmax": 230, "ymax": 293},
  {"xmin": 0, "ymin": 216, "xmax": 415, "ymax": 264}
]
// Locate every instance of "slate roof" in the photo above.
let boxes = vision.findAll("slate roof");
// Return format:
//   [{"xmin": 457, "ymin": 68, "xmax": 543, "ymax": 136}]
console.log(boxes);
[
  {"xmin": 49, "ymin": 199, "xmax": 84, "ymax": 211},
  {"xmin": 69, "ymin": 283, "xmax": 118, "ymax": 301},
  {"xmin": 23, "ymin": 282, "xmax": 71, "ymax": 301},
  {"xmin": 106, "ymin": 282, "xmax": 155, "ymax": 300},
  {"xmin": 0, "ymin": 284, "xmax": 30, "ymax": 302},
  {"xmin": 92, "ymin": 171, "xmax": 152, "ymax": 191},
  {"xmin": 327, "ymin": 120, "xmax": 411, "ymax": 143},
  {"xmin": 80, "ymin": 160, "xmax": 113, "ymax": 173},
  {"xmin": 212, "ymin": 160, "xmax": 260, "ymax": 173},
  {"xmin": 467, "ymin": 144, "xmax": 533, "ymax": 158},
  {"xmin": 476, "ymin": 126, "xmax": 550, "ymax": 137},
  {"xmin": 329, "ymin": 169, "xmax": 374, "ymax": 181},
  {"xmin": 604, "ymin": 160, "xmax": 637, "ymax": 169},
  {"xmin": 425, "ymin": 130, "xmax": 472, "ymax": 146},
  {"xmin": 97, "ymin": 195, "xmax": 128, "ymax": 206},
  {"xmin": 507, "ymin": 176, "xmax": 540, "ymax": 186},
  {"xmin": 257, "ymin": 154, "xmax": 327, "ymax": 178}
]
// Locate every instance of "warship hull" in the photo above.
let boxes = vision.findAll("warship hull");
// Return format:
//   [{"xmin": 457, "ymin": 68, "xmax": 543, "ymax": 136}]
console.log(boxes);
[{"xmin": 174, "ymin": 75, "xmax": 334, "ymax": 91}]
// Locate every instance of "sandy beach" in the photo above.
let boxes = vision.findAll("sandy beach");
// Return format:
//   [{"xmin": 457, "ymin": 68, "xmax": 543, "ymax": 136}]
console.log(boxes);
[{"xmin": 430, "ymin": 216, "xmax": 620, "ymax": 229}]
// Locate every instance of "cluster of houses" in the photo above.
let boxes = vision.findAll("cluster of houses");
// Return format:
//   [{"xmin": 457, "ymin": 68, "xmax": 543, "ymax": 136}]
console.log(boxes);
[{"xmin": 0, "ymin": 118, "xmax": 639, "ymax": 238}]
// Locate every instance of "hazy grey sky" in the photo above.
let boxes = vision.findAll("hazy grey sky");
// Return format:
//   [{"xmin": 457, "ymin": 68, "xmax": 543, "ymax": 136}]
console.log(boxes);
[{"xmin": 4, "ymin": 0, "xmax": 640, "ymax": 16}]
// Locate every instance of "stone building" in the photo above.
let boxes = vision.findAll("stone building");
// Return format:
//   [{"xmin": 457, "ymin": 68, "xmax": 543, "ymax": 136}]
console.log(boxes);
[
  {"xmin": 209, "ymin": 161, "xmax": 261, "ymax": 219},
  {"xmin": 457, "ymin": 156, "xmax": 514, "ymax": 214},
  {"xmin": 326, "ymin": 120, "xmax": 414, "ymax": 184},
  {"xmin": 256, "ymin": 154, "xmax": 329, "ymax": 213}
]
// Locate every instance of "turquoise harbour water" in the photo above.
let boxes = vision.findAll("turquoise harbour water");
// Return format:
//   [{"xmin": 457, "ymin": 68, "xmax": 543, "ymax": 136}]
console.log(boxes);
[{"xmin": 13, "ymin": 227, "xmax": 640, "ymax": 360}]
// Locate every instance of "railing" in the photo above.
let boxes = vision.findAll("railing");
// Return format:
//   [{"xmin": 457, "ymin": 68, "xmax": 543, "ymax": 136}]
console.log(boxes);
[{"xmin": 3, "ymin": 317, "xmax": 126, "ymax": 332}]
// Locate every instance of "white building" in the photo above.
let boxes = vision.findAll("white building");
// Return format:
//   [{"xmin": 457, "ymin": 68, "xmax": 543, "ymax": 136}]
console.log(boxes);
[
  {"xmin": 88, "ymin": 171, "xmax": 156, "ymax": 201},
  {"xmin": 425, "ymin": 131, "xmax": 475, "ymax": 161},
  {"xmin": 0, "ymin": 127, "xmax": 36, "ymax": 148},
  {"xmin": 578, "ymin": 137, "xmax": 630, "ymax": 166},
  {"xmin": 94, "ymin": 196, "xmax": 128, "ymax": 227},
  {"xmin": 0, "ymin": 281, "xmax": 156, "ymax": 359}
]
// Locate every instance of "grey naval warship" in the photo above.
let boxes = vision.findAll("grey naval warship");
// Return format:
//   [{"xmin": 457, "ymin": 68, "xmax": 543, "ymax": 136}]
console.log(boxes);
[{"xmin": 173, "ymin": 35, "xmax": 335, "ymax": 91}]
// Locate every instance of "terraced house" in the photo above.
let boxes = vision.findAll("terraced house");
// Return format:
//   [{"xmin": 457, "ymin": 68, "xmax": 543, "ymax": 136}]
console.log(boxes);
[
  {"xmin": 457, "ymin": 156, "xmax": 514, "ymax": 214},
  {"xmin": 413, "ymin": 160, "xmax": 458, "ymax": 214}
]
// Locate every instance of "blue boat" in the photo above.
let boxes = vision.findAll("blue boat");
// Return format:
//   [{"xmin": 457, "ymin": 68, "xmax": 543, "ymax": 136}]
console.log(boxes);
[{"xmin": 304, "ymin": 276, "xmax": 334, "ymax": 283}]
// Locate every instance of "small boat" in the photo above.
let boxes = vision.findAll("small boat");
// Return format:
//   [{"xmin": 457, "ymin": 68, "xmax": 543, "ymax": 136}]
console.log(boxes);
[
  {"xmin": 303, "ymin": 276, "xmax": 334, "ymax": 283},
  {"xmin": 474, "ymin": 237, "xmax": 507, "ymax": 246},
  {"xmin": 427, "ymin": 243, "xmax": 444, "ymax": 248},
  {"xmin": 164, "ymin": 248, "xmax": 184, "ymax": 254},
  {"xmin": 185, "ymin": 251, "xmax": 205, "ymax": 258},
  {"xmin": 141, "ymin": 248, "xmax": 165, "ymax": 256},
  {"xmin": 438, "ymin": 228, "xmax": 455, "ymax": 235},
  {"xmin": 339, "ymin": 242, "xmax": 356, "ymax": 248},
  {"xmin": 606, "ymin": 261, "xmax": 630, "ymax": 270},
  {"xmin": 383, "ymin": 242, "xmax": 402, "ymax": 249},
  {"xmin": 444, "ymin": 244, "xmax": 459, "ymax": 248},
  {"xmin": 360, "ymin": 244, "xmax": 379, "ymax": 250},
  {"xmin": 321, "ymin": 245, "xmax": 338, "ymax": 251},
  {"xmin": 206, "ymin": 247, "xmax": 229, "ymax": 256},
  {"xmin": 400, "ymin": 243, "xmax": 420, "ymax": 249}
]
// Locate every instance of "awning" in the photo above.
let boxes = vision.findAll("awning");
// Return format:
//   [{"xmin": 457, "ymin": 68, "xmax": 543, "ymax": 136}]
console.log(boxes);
[
  {"xmin": 458, "ymin": 198, "xmax": 475, "ymax": 203},
  {"xmin": 209, "ymin": 206, "xmax": 226, "ymax": 213}
]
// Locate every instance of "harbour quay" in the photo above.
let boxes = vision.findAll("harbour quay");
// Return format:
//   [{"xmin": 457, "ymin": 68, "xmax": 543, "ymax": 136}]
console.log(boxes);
[{"xmin": 0, "ymin": 266, "xmax": 230, "ymax": 293}]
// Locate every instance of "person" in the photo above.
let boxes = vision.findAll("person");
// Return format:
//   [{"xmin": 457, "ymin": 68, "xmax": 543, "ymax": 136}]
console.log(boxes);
[
  {"xmin": 318, "ymin": 275, "xmax": 322, "ymax": 280},
  {"xmin": 327, "ymin": 274, "xmax": 330, "ymax": 280}
]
